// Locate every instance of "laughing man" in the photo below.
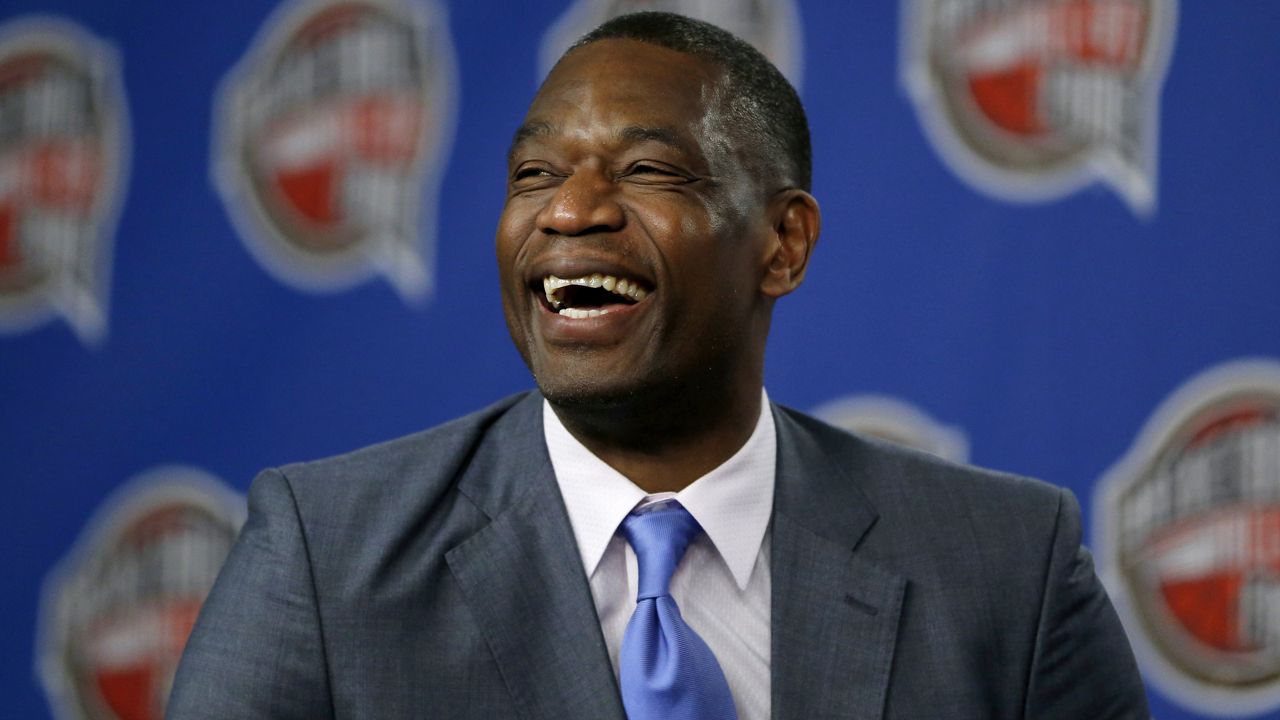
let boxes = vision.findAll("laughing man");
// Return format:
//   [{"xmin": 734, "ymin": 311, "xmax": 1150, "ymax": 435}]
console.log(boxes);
[{"xmin": 169, "ymin": 11, "xmax": 1149, "ymax": 720}]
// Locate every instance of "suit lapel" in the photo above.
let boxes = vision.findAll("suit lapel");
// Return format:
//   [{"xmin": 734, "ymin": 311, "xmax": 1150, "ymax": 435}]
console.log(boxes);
[
  {"xmin": 771, "ymin": 406, "xmax": 906, "ymax": 720},
  {"xmin": 445, "ymin": 394, "xmax": 625, "ymax": 720},
  {"xmin": 441, "ymin": 396, "xmax": 906, "ymax": 720}
]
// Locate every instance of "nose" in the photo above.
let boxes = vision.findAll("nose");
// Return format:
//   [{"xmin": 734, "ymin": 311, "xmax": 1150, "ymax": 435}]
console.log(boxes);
[{"xmin": 536, "ymin": 169, "xmax": 624, "ymax": 236}]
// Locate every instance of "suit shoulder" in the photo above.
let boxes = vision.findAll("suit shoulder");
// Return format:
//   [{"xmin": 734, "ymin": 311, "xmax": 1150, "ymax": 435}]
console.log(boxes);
[
  {"xmin": 240, "ymin": 392, "xmax": 539, "ymax": 577},
  {"xmin": 776, "ymin": 403, "xmax": 1066, "ymax": 522},
  {"xmin": 272, "ymin": 391, "xmax": 533, "ymax": 499},
  {"xmin": 776, "ymin": 404, "xmax": 1076, "ymax": 604}
]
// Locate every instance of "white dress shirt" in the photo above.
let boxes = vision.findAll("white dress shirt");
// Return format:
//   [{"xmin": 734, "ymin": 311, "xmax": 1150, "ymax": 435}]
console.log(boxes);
[{"xmin": 543, "ymin": 393, "xmax": 775, "ymax": 720}]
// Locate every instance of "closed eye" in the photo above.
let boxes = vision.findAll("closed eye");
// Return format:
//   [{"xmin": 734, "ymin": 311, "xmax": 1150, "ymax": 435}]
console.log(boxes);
[
  {"xmin": 633, "ymin": 163, "xmax": 677, "ymax": 175},
  {"xmin": 624, "ymin": 162, "xmax": 693, "ymax": 183},
  {"xmin": 514, "ymin": 166, "xmax": 553, "ymax": 181}
]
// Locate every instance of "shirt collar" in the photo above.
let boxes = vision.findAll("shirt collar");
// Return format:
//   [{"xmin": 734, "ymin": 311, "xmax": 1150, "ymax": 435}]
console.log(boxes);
[{"xmin": 544, "ymin": 390, "xmax": 776, "ymax": 591}]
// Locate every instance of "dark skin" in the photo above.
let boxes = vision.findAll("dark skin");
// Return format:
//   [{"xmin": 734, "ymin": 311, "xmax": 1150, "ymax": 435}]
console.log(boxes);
[{"xmin": 497, "ymin": 39, "xmax": 820, "ymax": 492}]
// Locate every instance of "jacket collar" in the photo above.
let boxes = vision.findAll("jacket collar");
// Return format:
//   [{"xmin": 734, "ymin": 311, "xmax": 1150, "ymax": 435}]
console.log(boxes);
[{"xmin": 446, "ymin": 393, "xmax": 905, "ymax": 720}]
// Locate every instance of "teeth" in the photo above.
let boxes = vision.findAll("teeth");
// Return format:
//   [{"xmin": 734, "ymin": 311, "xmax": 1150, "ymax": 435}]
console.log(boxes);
[
  {"xmin": 542, "ymin": 276, "xmax": 570, "ymax": 309},
  {"xmin": 542, "ymin": 273, "xmax": 650, "ymax": 310},
  {"xmin": 558, "ymin": 307, "xmax": 608, "ymax": 318}
]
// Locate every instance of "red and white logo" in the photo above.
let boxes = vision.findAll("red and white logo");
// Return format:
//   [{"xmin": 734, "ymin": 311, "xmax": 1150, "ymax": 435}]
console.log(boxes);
[
  {"xmin": 38, "ymin": 467, "xmax": 244, "ymax": 720},
  {"xmin": 0, "ymin": 18, "xmax": 128, "ymax": 344},
  {"xmin": 214, "ymin": 0, "xmax": 456, "ymax": 300},
  {"xmin": 540, "ymin": 0, "xmax": 804, "ymax": 88},
  {"xmin": 901, "ymin": 0, "xmax": 1177, "ymax": 216},
  {"xmin": 1096, "ymin": 359, "xmax": 1280, "ymax": 715},
  {"xmin": 813, "ymin": 393, "xmax": 969, "ymax": 462}
]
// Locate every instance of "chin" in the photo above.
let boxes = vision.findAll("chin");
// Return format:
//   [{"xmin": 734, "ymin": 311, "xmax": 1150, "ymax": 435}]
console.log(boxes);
[
  {"xmin": 533, "ymin": 360, "xmax": 687, "ymax": 413},
  {"xmin": 534, "ymin": 374, "xmax": 640, "ymax": 411}
]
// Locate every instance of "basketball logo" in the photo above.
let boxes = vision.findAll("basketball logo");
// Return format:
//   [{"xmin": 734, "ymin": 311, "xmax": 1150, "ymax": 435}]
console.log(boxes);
[
  {"xmin": 1097, "ymin": 359, "xmax": 1280, "ymax": 715},
  {"xmin": 214, "ymin": 0, "xmax": 456, "ymax": 300},
  {"xmin": 902, "ymin": 0, "xmax": 1177, "ymax": 215},
  {"xmin": 0, "ymin": 18, "xmax": 128, "ymax": 344},
  {"xmin": 37, "ymin": 467, "xmax": 244, "ymax": 720}
]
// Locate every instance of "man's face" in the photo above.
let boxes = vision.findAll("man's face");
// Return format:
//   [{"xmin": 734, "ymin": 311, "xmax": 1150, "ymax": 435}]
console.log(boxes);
[{"xmin": 497, "ymin": 39, "xmax": 772, "ymax": 408}]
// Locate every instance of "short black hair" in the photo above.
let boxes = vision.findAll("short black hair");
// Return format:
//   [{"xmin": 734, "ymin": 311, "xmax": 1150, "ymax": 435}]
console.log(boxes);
[{"xmin": 569, "ymin": 11, "xmax": 811, "ymax": 193}]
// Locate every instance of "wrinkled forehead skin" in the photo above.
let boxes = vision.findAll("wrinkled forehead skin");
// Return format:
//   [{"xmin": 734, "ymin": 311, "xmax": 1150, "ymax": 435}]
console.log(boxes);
[{"xmin": 523, "ymin": 39, "xmax": 767, "ymax": 211}]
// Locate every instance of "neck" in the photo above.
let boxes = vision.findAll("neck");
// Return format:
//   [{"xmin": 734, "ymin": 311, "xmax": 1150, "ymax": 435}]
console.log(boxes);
[{"xmin": 550, "ymin": 377, "xmax": 764, "ymax": 494}]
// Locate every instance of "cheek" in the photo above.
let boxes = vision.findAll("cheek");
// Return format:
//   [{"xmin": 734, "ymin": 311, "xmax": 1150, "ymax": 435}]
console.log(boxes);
[
  {"xmin": 495, "ymin": 209, "xmax": 519, "ymax": 249},
  {"xmin": 681, "ymin": 214, "xmax": 698, "ymax": 238},
  {"xmin": 495, "ymin": 212, "xmax": 529, "ymax": 278},
  {"xmin": 636, "ymin": 203, "xmax": 681, "ymax": 243}
]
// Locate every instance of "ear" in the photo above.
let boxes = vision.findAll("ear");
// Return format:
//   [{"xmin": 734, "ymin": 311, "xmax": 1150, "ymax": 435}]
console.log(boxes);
[{"xmin": 760, "ymin": 189, "xmax": 821, "ymax": 299}]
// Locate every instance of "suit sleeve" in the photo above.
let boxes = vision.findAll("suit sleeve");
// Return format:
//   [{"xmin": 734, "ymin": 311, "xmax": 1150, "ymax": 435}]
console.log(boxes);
[
  {"xmin": 1023, "ymin": 488, "xmax": 1150, "ymax": 719},
  {"xmin": 167, "ymin": 469, "xmax": 333, "ymax": 719}
]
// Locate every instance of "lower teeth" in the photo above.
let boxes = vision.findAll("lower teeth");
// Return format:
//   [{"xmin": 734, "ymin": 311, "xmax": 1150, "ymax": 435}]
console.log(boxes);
[{"xmin": 559, "ymin": 308, "xmax": 608, "ymax": 319}]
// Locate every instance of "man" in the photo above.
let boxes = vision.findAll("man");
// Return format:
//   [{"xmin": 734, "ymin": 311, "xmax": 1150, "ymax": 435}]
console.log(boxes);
[{"xmin": 169, "ymin": 11, "xmax": 1149, "ymax": 720}]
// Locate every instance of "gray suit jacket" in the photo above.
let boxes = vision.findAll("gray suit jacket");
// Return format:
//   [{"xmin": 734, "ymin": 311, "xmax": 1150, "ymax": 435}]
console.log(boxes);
[{"xmin": 168, "ymin": 391, "xmax": 1149, "ymax": 719}]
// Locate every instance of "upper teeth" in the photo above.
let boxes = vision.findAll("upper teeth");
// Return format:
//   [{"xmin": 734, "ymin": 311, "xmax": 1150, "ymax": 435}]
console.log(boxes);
[{"xmin": 542, "ymin": 273, "xmax": 648, "ymax": 312}]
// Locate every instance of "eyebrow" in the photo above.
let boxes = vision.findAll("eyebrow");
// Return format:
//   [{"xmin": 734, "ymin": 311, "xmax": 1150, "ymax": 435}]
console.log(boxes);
[
  {"xmin": 508, "ymin": 122, "xmax": 553, "ymax": 164},
  {"xmin": 506, "ymin": 122, "xmax": 690, "ymax": 165},
  {"xmin": 510, "ymin": 121, "xmax": 553, "ymax": 148},
  {"xmin": 618, "ymin": 125, "xmax": 686, "ymax": 151}
]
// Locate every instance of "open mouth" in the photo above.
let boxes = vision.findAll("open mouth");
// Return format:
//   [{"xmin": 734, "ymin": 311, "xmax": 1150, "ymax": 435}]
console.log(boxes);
[{"xmin": 539, "ymin": 273, "xmax": 650, "ymax": 319}]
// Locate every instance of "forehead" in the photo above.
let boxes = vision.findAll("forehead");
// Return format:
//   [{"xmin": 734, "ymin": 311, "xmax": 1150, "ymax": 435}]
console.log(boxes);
[{"xmin": 518, "ymin": 39, "xmax": 724, "ymax": 151}]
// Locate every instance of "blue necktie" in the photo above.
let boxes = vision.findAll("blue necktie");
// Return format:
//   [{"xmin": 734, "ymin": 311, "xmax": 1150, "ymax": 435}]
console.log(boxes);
[{"xmin": 618, "ymin": 503, "xmax": 738, "ymax": 720}]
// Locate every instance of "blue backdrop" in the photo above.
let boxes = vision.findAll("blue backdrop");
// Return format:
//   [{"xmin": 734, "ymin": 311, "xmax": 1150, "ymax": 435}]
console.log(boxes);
[{"xmin": 3, "ymin": 1, "xmax": 1278, "ymax": 718}]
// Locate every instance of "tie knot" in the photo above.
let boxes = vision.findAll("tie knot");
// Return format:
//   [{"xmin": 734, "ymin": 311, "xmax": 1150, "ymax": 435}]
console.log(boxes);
[{"xmin": 620, "ymin": 503, "xmax": 703, "ymax": 600}]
